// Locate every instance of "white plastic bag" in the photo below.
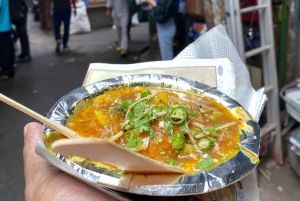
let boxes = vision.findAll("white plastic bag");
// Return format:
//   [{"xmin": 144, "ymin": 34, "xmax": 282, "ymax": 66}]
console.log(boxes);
[
  {"xmin": 131, "ymin": 13, "xmax": 139, "ymax": 26},
  {"xmin": 70, "ymin": 1, "xmax": 91, "ymax": 35}
]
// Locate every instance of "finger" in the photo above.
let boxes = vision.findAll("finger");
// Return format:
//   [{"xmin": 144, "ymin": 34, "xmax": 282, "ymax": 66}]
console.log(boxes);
[
  {"xmin": 24, "ymin": 122, "xmax": 43, "ymax": 145},
  {"xmin": 23, "ymin": 122, "xmax": 51, "ymax": 179}
]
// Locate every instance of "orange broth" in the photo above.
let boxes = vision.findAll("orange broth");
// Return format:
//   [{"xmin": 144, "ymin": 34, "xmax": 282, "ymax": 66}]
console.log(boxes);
[{"xmin": 63, "ymin": 86, "xmax": 242, "ymax": 173}]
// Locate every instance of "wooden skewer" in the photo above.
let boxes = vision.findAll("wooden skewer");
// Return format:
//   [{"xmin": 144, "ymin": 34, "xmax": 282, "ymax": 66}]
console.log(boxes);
[
  {"xmin": 0, "ymin": 93, "xmax": 79, "ymax": 139},
  {"xmin": 0, "ymin": 93, "xmax": 186, "ymax": 173}
]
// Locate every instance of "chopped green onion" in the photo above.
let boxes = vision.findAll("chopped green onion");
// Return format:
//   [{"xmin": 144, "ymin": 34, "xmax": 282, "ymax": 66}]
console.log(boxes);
[
  {"xmin": 171, "ymin": 133, "xmax": 185, "ymax": 151},
  {"xmin": 197, "ymin": 138, "xmax": 214, "ymax": 151}
]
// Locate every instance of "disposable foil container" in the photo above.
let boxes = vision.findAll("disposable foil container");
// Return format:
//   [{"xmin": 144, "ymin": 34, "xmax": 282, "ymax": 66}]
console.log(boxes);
[{"xmin": 42, "ymin": 74, "xmax": 260, "ymax": 196}]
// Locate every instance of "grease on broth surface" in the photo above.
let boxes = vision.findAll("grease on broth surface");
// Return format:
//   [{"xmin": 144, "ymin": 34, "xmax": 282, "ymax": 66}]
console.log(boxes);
[{"xmin": 46, "ymin": 86, "xmax": 249, "ymax": 173}]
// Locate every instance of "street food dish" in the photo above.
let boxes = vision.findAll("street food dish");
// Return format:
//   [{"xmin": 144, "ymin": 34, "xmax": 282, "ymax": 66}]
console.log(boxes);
[
  {"xmin": 43, "ymin": 74, "xmax": 260, "ymax": 195},
  {"xmin": 58, "ymin": 87, "xmax": 244, "ymax": 173}
]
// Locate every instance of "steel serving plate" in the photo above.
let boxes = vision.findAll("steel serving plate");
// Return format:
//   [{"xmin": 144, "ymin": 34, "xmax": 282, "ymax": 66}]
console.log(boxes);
[{"xmin": 43, "ymin": 74, "xmax": 260, "ymax": 196}]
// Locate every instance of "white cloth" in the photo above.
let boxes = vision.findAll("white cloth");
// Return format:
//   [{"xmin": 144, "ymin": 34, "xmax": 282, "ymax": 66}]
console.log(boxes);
[{"xmin": 107, "ymin": 0, "xmax": 129, "ymax": 50}]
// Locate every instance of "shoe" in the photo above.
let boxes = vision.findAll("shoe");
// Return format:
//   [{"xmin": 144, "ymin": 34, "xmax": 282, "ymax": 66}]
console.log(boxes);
[
  {"xmin": 120, "ymin": 50, "xmax": 127, "ymax": 57},
  {"xmin": 17, "ymin": 54, "xmax": 24, "ymax": 59},
  {"xmin": 0, "ymin": 75, "xmax": 13, "ymax": 82},
  {"xmin": 16, "ymin": 55, "xmax": 31, "ymax": 62},
  {"xmin": 19, "ymin": 55, "xmax": 31, "ymax": 62},
  {"xmin": 63, "ymin": 46, "xmax": 70, "ymax": 52},
  {"xmin": 116, "ymin": 46, "xmax": 121, "ymax": 51},
  {"xmin": 55, "ymin": 41, "xmax": 61, "ymax": 53}
]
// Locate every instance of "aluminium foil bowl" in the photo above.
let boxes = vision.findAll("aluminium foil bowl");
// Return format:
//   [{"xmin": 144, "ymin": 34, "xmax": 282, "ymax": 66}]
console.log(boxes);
[{"xmin": 43, "ymin": 74, "xmax": 260, "ymax": 196}]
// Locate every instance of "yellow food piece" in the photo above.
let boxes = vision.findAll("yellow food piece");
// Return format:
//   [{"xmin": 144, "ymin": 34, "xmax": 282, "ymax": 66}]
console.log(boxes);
[{"xmin": 94, "ymin": 110, "xmax": 108, "ymax": 127}]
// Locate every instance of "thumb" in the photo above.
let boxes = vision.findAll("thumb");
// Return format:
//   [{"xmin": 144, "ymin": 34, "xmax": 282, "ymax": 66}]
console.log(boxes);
[
  {"xmin": 23, "ymin": 122, "xmax": 52, "ymax": 178},
  {"xmin": 23, "ymin": 122, "xmax": 44, "ymax": 162}
]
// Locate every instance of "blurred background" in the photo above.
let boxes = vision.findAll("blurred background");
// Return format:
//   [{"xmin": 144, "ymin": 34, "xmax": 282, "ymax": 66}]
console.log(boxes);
[{"xmin": 1, "ymin": 0, "xmax": 300, "ymax": 200}]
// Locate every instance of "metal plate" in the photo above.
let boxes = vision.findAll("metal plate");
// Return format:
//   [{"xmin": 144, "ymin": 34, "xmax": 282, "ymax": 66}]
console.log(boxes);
[{"xmin": 43, "ymin": 74, "xmax": 260, "ymax": 196}]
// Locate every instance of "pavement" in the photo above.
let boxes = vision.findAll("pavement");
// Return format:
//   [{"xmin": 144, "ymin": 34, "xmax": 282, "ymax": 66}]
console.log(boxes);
[
  {"xmin": 1, "ymin": 13, "xmax": 300, "ymax": 201},
  {"xmin": 0, "ymin": 14, "xmax": 149, "ymax": 201}
]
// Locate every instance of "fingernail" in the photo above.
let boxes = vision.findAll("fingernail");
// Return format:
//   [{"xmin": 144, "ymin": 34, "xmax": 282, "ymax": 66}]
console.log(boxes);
[{"xmin": 24, "ymin": 125, "xmax": 28, "ymax": 136}]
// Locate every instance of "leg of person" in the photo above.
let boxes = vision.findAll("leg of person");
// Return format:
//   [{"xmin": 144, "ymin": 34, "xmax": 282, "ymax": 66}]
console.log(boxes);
[
  {"xmin": 0, "ymin": 31, "xmax": 15, "ymax": 81},
  {"xmin": 16, "ymin": 14, "xmax": 31, "ymax": 62},
  {"xmin": 116, "ymin": 26, "xmax": 122, "ymax": 51},
  {"xmin": 120, "ymin": 14, "xmax": 128, "ymax": 57},
  {"xmin": 62, "ymin": 10, "xmax": 71, "ymax": 51},
  {"xmin": 174, "ymin": 12, "xmax": 185, "ymax": 53},
  {"xmin": 13, "ymin": 26, "xmax": 19, "ymax": 50},
  {"xmin": 127, "ymin": 16, "xmax": 132, "ymax": 41},
  {"xmin": 53, "ymin": 11, "xmax": 62, "ymax": 53},
  {"xmin": 156, "ymin": 18, "xmax": 176, "ymax": 60},
  {"xmin": 112, "ymin": 13, "xmax": 122, "ymax": 51}
]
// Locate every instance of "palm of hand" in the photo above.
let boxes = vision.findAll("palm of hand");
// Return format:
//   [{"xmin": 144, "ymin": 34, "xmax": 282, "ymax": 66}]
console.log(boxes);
[{"xmin": 23, "ymin": 123, "xmax": 117, "ymax": 201}]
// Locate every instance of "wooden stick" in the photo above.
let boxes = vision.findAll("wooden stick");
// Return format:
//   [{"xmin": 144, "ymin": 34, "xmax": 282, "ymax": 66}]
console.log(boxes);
[{"xmin": 0, "ymin": 93, "xmax": 79, "ymax": 139}]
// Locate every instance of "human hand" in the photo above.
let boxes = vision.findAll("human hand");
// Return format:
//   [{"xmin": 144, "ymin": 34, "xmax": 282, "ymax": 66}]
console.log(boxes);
[
  {"xmin": 23, "ymin": 122, "xmax": 117, "ymax": 201},
  {"xmin": 144, "ymin": 0, "xmax": 157, "ymax": 7},
  {"xmin": 106, "ymin": 8, "xmax": 111, "ymax": 17}
]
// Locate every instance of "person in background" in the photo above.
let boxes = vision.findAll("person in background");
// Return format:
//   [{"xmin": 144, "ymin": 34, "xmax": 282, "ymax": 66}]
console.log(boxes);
[
  {"xmin": 23, "ymin": 122, "xmax": 118, "ymax": 201},
  {"xmin": 174, "ymin": 0, "xmax": 185, "ymax": 54},
  {"xmin": 106, "ymin": 0, "xmax": 129, "ymax": 57},
  {"xmin": 0, "ymin": 0, "xmax": 15, "ymax": 81},
  {"xmin": 48, "ymin": 0, "xmax": 77, "ymax": 53},
  {"xmin": 11, "ymin": 0, "xmax": 31, "ymax": 62},
  {"xmin": 127, "ymin": 0, "xmax": 137, "ymax": 41},
  {"xmin": 145, "ymin": 0, "xmax": 178, "ymax": 60}
]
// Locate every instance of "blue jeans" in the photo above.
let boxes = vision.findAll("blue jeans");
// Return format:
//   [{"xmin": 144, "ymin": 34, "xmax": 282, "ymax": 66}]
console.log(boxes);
[
  {"xmin": 156, "ymin": 18, "xmax": 176, "ymax": 60},
  {"xmin": 53, "ymin": 11, "xmax": 71, "ymax": 47}
]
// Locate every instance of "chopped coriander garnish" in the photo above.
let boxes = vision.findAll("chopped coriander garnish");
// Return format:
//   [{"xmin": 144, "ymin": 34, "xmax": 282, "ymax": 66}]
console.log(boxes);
[
  {"xmin": 163, "ymin": 121, "xmax": 174, "ymax": 136},
  {"xmin": 125, "ymin": 138, "xmax": 142, "ymax": 151},
  {"xmin": 189, "ymin": 106, "xmax": 197, "ymax": 117},
  {"xmin": 120, "ymin": 100, "xmax": 135, "ymax": 112},
  {"xmin": 160, "ymin": 149, "xmax": 166, "ymax": 155},
  {"xmin": 134, "ymin": 118, "xmax": 150, "ymax": 129},
  {"xmin": 207, "ymin": 127, "xmax": 218, "ymax": 137},
  {"xmin": 196, "ymin": 156, "xmax": 215, "ymax": 169},
  {"xmin": 141, "ymin": 90, "xmax": 152, "ymax": 98},
  {"xmin": 149, "ymin": 126, "xmax": 156, "ymax": 140},
  {"xmin": 134, "ymin": 101, "xmax": 147, "ymax": 118},
  {"xmin": 154, "ymin": 135, "xmax": 163, "ymax": 144},
  {"xmin": 165, "ymin": 157, "xmax": 177, "ymax": 166}
]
